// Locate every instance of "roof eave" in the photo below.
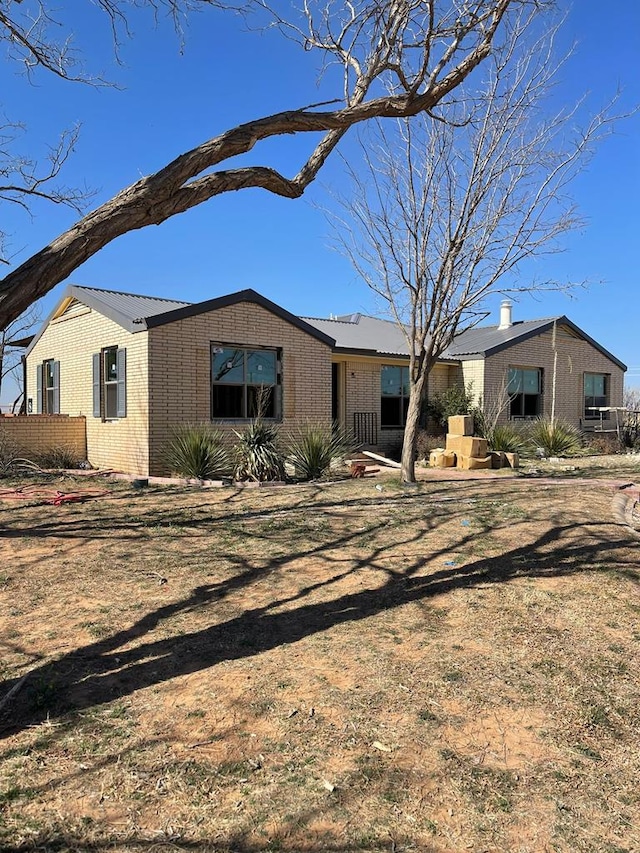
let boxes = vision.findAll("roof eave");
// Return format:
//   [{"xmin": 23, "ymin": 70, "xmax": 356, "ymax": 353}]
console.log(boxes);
[
  {"xmin": 332, "ymin": 346, "xmax": 409, "ymax": 358},
  {"xmin": 478, "ymin": 317, "xmax": 627, "ymax": 371},
  {"xmin": 143, "ymin": 288, "xmax": 336, "ymax": 348}
]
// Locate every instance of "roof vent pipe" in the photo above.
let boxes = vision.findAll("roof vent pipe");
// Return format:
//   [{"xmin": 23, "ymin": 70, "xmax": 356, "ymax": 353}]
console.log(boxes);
[{"xmin": 498, "ymin": 300, "xmax": 513, "ymax": 330}]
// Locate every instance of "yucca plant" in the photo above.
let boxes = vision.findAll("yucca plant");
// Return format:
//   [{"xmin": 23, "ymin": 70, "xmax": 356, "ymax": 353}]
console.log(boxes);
[
  {"xmin": 485, "ymin": 424, "xmax": 526, "ymax": 453},
  {"xmin": 234, "ymin": 420, "xmax": 285, "ymax": 482},
  {"xmin": 286, "ymin": 422, "xmax": 356, "ymax": 481},
  {"xmin": 163, "ymin": 423, "xmax": 230, "ymax": 479},
  {"xmin": 527, "ymin": 417, "xmax": 583, "ymax": 457}
]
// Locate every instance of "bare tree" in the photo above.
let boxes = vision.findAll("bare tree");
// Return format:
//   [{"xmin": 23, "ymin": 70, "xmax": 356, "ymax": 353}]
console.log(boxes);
[
  {"xmin": 0, "ymin": 1, "xmax": 528, "ymax": 328},
  {"xmin": 0, "ymin": 304, "xmax": 41, "ymax": 410},
  {"xmin": 333, "ymin": 8, "xmax": 622, "ymax": 483},
  {"xmin": 624, "ymin": 387, "xmax": 640, "ymax": 412}
]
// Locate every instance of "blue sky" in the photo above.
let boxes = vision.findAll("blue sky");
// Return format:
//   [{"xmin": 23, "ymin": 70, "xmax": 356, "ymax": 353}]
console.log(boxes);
[{"xmin": 1, "ymin": 0, "xmax": 639, "ymax": 404}]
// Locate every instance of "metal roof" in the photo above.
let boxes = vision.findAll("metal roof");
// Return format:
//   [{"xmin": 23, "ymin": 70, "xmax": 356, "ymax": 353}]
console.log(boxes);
[
  {"xmin": 25, "ymin": 285, "xmax": 626, "ymax": 372},
  {"xmin": 302, "ymin": 314, "xmax": 411, "ymax": 356},
  {"xmin": 441, "ymin": 316, "xmax": 627, "ymax": 370},
  {"xmin": 26, "ymin": 285, "xmax": 336, "ymax": 358},
  {"xmin": 441, "ymin": 318, "xmax": 558, "ymax": 359},
  {"xmin": 68, "ymin": 285, "xmax": 192, "ymax": 328}
]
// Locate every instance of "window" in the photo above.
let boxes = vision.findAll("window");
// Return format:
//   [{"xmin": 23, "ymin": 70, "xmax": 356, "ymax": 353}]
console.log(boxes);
[
  {"xmin": 35, "ymin": 359, "xmax": 60, "ymax": 414},
  {"xmin": 211, "ymin": 345, "xmax": 281, "ymax": 419},
  {"xmin": 584, "ymin": 373, "xmax": 609, "ymax": 419},
  {"xmin": 508, "ymin": 367, "xmax": 542, "ymax": 418},
  {"xmin": 381, "ymin": 365, "xmax": 410, "ymax": 428},
  {"xmin": 92, "ymin": 347, "xmax": 126, "ymax": 419}
]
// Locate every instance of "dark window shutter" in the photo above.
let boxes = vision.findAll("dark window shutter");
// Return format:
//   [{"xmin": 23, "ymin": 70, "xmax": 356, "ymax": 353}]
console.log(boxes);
[
  {"xmin": 52, "ymin": 360, "xmax": 60, "ymax": 414},
  {"xmin": 36, "ymin": 363, "xmax": 43, "ymax": 414},
  {"xmin": 116, "ymin": 347, "xmax": 127, "ymax": 418},
  {"xmin": 92, "ymin": 353, "xmax": 101, "ymax": 418}
]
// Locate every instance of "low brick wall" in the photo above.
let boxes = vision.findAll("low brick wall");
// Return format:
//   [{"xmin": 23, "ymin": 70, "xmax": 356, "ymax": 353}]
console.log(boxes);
[{"xmin": 0, "ymin": 415, "xmax": 87, "ymax": 461}]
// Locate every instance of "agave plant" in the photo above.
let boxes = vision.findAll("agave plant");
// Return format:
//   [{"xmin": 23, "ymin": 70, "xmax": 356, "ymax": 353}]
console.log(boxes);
[
  {"xmin": 234, "ymin": 420, "xmax": 285, "ymax": 482},
  {"xmin": 286, "ymin": 422, "xmax": 356, "ymax": 481},
  {"xmin": 163, "ymin": 423, "xmax": 230, "ymax": 479},
  {"xmin": 485, "ymin": 423, "xmax": 526, "ymax": 453},
  {"xmin": 527, "ymin": 417, "xmax": 583, "ymax": 457}
]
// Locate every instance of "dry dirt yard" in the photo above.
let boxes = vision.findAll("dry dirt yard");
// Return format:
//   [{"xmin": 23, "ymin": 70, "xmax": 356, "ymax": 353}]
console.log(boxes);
[{"xmin": 1, "ymin": 461, "xmax": 639, "ymax": 853}]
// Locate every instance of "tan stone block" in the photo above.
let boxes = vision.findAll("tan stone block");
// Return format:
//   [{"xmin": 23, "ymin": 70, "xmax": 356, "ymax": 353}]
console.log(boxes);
[
  {"xmin": 459, "ymin": 454, "xmax": 492, "ymax": 470},
  {"xmin": 430, "ymin": 449, "xmax": 457, "ymax": 468},
  {"xmin": 442, "ymin": 450, "xmax": 457, "ymax": 468},
  {"xmin": 448, "ymin": 414, "xmax": 474, "ymax": 436},
  {"xmin": 445, "ymin": 434, "xmax": 465, "ymax": 455},
  {"xmin": 459, "ymin": 436, "xmax": 488, "ymax": 458},
  {"xmin": 504, "ymin": 452, "xmax": 520, "ymax": 469},
  {"xmin": 490, "ymin": 450, "xmax": 506, "ymax": 469},
  {"xmin": 429, "ymin": 449, "xmax": 445, "ymax": 467}
]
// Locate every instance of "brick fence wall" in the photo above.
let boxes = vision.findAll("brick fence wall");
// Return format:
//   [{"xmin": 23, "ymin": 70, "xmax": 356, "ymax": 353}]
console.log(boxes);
[{"xmin": 0, "ymin": 415, "xmax": 87, "ymax": 460}]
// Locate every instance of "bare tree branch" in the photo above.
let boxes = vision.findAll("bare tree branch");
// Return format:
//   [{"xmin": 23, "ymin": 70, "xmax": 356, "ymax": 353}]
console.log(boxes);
[
  {"xmin": 0, "ymin": 0, "xmax": 522, "ymax": 328},
  {"xmin": 0, "ymin": 303, "xmax": 40, "ymax": 405}
]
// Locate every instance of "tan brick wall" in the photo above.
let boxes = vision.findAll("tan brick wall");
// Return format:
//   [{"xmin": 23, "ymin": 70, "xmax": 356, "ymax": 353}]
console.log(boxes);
[
  {"xmin": 482, "ymin": 326, "xmax": 624, "ymax": 426},
  {"xmin": 338, "ymin": 356, "xmax": 452, "ymax": 451},
  {"xmin": 0, "ymin": 415, "xmax": 86, "ymax": 459},
  {"xmin": 460, "ymin": 359, "xmax": 485, "ymax": 406},
  {"xmin": 147, "ymin": 303, "xmax": 333, "ymax": 474},
  {"xmin": 26, "ymin": 309, "xmax": 150, "ymax": 475}
]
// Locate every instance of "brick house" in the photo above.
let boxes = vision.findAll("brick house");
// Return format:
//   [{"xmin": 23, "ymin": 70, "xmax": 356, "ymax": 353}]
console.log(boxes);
[{"xmin": 24, "ymin": 286, "xmax": 626, "ymax": 475}]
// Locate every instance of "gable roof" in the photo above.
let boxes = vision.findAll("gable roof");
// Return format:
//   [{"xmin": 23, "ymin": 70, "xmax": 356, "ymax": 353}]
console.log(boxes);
[
  {"xmin": 26, "ymin": 285, "xmax": 335, "ymax": 357},
  {"xmin": 142, "ymin": 288, "xmax": 335, "ymax": 346},
  {"xmin": 26, "ymin": 285, "xmax": 625, "ymax": 371},
  {"xmin": 64, "ymin": 285, "xmax": 192, "ymax": 331},
  {"xmin": 442, "ymin": 316, "xmax": 627, "ymax": 370}
]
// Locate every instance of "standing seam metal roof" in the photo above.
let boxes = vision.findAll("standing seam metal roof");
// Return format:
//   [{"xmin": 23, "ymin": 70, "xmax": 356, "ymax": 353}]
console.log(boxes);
[
  {"xmin": 68, "ymin": 285, "xmax": 192, "ymax": 324},
  {"xmin": 302, "ymin": 314, "xmax": 411, "ymax": 356}
]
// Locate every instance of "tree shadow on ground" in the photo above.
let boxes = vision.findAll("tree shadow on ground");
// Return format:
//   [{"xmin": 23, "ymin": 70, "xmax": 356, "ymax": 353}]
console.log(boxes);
[{"xmin": 1, "ymin": 495, "xmax": 635, "ymax": 739}]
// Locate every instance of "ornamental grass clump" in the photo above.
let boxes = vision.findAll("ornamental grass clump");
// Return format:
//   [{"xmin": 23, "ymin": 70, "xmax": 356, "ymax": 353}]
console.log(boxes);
[
  {"xmin": 527, "ymin": 417, "xmax": 583, "ymax": 458},
  {"xmin": 286, "ymin": 422, "xmax": 356, "ymax": 481},
  {"xmin": 234, "ymin": 420, "xmax": 285, "ymax": 482},
  {"xmin": 163, "ymin": 424, "xmax": 230, "ymax": 480}
]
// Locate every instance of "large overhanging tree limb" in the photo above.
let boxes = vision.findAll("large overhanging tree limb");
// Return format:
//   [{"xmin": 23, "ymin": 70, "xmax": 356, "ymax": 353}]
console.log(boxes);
[{"xmin": 0, "ymin": 0, "xmax": 518, "ymax": 328}]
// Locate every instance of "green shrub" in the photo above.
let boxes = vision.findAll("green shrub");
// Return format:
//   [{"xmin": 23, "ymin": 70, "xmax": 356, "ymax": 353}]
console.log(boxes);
[
  {"xmin": 484, "ymin": 424, "xmax": 526, "ymax": 453},
  {"xmin": 234, "ymin": 420, "xmax": 285, "ymax": 482},
  {"xmin": 427, "ymin": 383, "xmax": 476, "ymax": 429},
  {"xmin": 527, "ymin": 417, "xmax": 583, "ymax": 457},
  {"xmin": 163, "ymin": 424, "xmax": 230, "ymax": 479},
  {"xmin": 286, "ymin": 422, "xmax": 356, "ymax": 480}
]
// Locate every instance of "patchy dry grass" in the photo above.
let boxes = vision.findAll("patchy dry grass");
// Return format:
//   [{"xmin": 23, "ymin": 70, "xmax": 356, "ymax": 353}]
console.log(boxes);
[{"xmin": 0, "ymin": 468, "xmax": 639, "ymax": 853}]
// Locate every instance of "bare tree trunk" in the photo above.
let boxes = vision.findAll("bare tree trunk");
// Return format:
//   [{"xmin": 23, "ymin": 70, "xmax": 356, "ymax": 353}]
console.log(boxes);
[
  {"xmin": 0, "ymin": 337, "xmax": 5, "ymax": 403},
  {"xmin": 401, "ymin": 375, "xmax": 427, "ymax": 484}
]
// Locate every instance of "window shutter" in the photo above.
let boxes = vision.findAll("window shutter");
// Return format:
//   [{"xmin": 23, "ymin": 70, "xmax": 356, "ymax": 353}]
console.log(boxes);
[
  {"xmin": 116, "ymin": 347, "xmax": 127, "ymax": 418},
  {"xmin": 36, "ymin": 364, "xmax": 43, "ymax": 414},
  {"xmin": 92, "ymin": 353, "xmax": 101, "ymax": 418},
  {"xmin": 52, "ymin": 360, "xmax": 60, "ymax": 414}
]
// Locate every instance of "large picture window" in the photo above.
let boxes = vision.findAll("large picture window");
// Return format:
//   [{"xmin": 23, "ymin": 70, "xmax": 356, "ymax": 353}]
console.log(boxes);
[
  {"xmin": 381, "ymin": 365, "xmax": 410, "ymax": 428},
  {"xmin": 584, "ymin": 373, "xmax": 609, "ymax": 419},
  {"xmin": 508, "ymin": 367, "xmax": 542, "ymax": 418},
  {"xmin": 211, "ymin": 346, "xmax": 281, "ymax": 419}
]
